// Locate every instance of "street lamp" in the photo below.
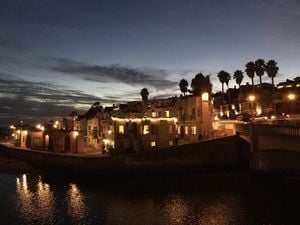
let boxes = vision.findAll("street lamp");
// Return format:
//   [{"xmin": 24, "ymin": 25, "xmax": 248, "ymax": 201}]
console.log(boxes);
[
  {"xmin": 287, "ymin": 93, "xmax": 296, "ymax": 121},
  {"xmin": 248, "ymin": 95, "xmax": 256, "ymax": 122}
]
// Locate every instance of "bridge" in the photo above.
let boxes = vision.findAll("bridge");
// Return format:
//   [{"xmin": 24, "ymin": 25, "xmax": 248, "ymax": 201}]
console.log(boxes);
[{"xmin": 235, "ymin": 123, "xmax": 300, "ymax": 171}]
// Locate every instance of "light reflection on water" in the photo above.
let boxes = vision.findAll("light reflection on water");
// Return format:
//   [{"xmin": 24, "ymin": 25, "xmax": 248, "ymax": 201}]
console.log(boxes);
[
  {"xmin": 1, "ymin": 173, "xmax": 298, "ymax": 225},
  {"xmin": 15, "ymin": 174, "xmax": 89, "ymax": 225},
  {"xmin": 16, "ymin": 174, "xmax": 56, "ymax": 224},
  {"xmin": 66, "ymin": 183, "xmax": 89, "ymax": 223}
]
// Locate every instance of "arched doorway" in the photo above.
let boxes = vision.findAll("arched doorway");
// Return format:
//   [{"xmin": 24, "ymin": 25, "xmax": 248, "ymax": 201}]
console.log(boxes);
[{"xmin": 64, "ymin": 135, "xmax": 70, "ymax": 152}]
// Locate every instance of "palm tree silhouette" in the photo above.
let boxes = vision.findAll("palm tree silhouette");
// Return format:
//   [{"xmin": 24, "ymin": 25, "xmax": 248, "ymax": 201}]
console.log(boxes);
[
  {"xmin": 191, "ymin": 73, "xmax": 212, "ymax": 96},
  {"xmin": 233, "ymin": 70, "xmax": 244, "ymax": 113},
  {"xmin": 140, "ymin": 88, "xmax": 149, "ymax": 102},
  {"xmin": 179, "ymin": 79, "xmax": 188, "ymax": 96},
  {"xmin": 265, "ymin": 60, "xmax": 279, "ymax": 88},
  {"xmin": 217, "ymin": 70, "xmax": 230, "ymax": 94},
  {"xmin": 255, "ymin": 59, "xmax": 265, "ymax": 85},
  {"xmin": 265, "ymin": 59, "xmax": 279, "ymax": 113},
  {"xmin": 245, "ymin": 61, "xmax": 255, "ymax": 93},
  {"xmin": 233, "ymin": 70, "xmax": 244, "ymax": 88}
]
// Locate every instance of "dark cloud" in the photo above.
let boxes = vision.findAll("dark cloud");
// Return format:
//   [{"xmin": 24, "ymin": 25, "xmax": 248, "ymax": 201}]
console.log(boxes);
[
  {"xmin": 50, "ymin": 58, "xmax": 177, "ymax": 89},
  {"xmin": 0, "ymin": 74, "xmax": 119, "ymax": 125}
]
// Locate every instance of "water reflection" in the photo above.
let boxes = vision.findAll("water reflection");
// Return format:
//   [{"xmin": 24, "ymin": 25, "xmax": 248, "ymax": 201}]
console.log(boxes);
[
  {"xmin": 66, "ymin": 183, "xmax": 89, "ymax": 223},
  {"xmin": 15, "ymin": 174, "xmax": 55, "ymax": 224},
  {"xmin": 163, "ymin": 193, "xmax": 192, "ymax": 225}
]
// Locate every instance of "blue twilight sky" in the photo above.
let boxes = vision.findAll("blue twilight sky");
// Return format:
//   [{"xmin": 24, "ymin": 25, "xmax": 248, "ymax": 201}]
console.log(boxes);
[{"xmin": 0, "ymin": 0, "xmax": 300, "ymax": 125}]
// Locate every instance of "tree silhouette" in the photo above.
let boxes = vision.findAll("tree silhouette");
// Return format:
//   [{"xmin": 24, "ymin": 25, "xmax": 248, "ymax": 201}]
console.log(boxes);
[
  {"xmin": 190, "ymin": 73, "xmax": 212, "ymax": 96},
  {"xmin": 265, "ymin": 60, "xmax": 279, "ymax": 88},
  {"xmin": 140, "ymin": 88, "xmax": 149, "ymax": 101},
  {"xmin": 245, "ymin": 61, "xmax": 255, "ymax": 93},
  {"xmin": 233, "ymin": 70, "xmax": 244, "ymax": 88},
  {"xmin": 265, "ymin": 59, "xmax": 279, "ymax": 113},
  {"xmin": 255, "ymin": 59, "xmax": 265, "ymax": 85},
  {"xmin": 217, "ymin": 70, "xmax": 230, "ymax": 94},
  {"xmin": 179, "ymin": 79, "xmax": 188, "ymax": 96}
]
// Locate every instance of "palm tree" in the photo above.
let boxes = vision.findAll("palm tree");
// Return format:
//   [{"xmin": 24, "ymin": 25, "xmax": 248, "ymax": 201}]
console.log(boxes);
[
  {"xmin": 217, "ymin": 70, "xmax": 230, "ymax": 94},
  {"xmin": 233, "ymin": 70, "xmax": 244, "ymax": 88},
  {"xmin": 179, "ymin": 79, "xmax": 188, "ymax": 96},
  {"xmin": 265, "ymin": 60, "xmax": 279, "ymax": 88},
  {"xmin": 255, "ymin": 59, "xmax": 265, "ymax": 85},
  {"xmin": 190, "ymin": 73, "xmax": 212, "ymax": 96},
  {"xmin": 140, "ymin": 88, "xmax": 149, "ymax": 102},
  {"xmin": 265, "ymin": 59, "xmax": 279, "ymax": 113},
  {"xmin": 233, "ymin": 70, "xmax": 244, "ymax": 113},
  {"xmin": 245, "ymin": 61, "xmax": 255, "ymax": 93}
]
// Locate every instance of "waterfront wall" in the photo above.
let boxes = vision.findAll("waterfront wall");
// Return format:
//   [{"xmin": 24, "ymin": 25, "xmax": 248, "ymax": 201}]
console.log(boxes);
[
  {"xmin": 236, "ymin": 123, "xmax": 300, "ymax": 171},
  {"xmin": 0, "ymin": 135, "xmax": 248, "ymax": 174}
]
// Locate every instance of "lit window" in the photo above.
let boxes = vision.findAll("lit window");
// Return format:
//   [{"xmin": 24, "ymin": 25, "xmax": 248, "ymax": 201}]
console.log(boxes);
[
  {"xmin": 143, "ymin": 125, "xmax": 150, "ymax": 134},
  {"xmin": 165, "ymin": 110, "xmax": 170, "ymax": 117},
  {"xmin": 278, "ymin": 85, "xmax": 283, "ymax": 89},
  {"xmin": 177, "ymin": 126, "xmax": 181, "ymax": 134},
  {"xmin": 185, "ymin": 126, "xmax": 189, "ymax": 135},
  {"xmin": 151, "ymin": 141, "xmax": 156, "ymax": 147},
  {"xmin": 151, "ymin": 111, "xmax": 157, "ymax": 117},
  {"xmin": 168, "ymin": 125, "xmax": 173, "ymax": 134},
  {"xmin": 191, "ymin": 126, "xmax": 197, "ymax": 135},
  {"xmin": 201, "ymin": 92, "xmax": 209, "ymax": 101},
  {"xmin": 169, "ymin": 140, "xmax": 173, "ymax": 146},
  {"xmin": 119, "ymin": 125, "xmax": 124, "ymax": 134}
]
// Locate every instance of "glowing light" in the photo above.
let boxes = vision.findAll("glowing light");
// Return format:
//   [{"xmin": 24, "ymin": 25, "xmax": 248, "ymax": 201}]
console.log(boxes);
[
  {"xmin": 287, "ymin": 93, "xmax": 296, "ymax": 101},
  {"xmin": 111, "ymin": 116, "xmax": 178, "ymax": 123},
  {"xmin": 214, "ymin": 115, "xmax": 219, "ymax": 120},
  {"xmin": 248, "ymin": 95, "xmax": 256, "ymax": 102},
  {"xmin": 118, "ymin": 125, "xmax": 124, "ymax": 134},
  {"xmin": 108, "ymin": 130, "xmax": 112, "ymax": 135},
  {"xmin": 73, "ymin": 131, "xmax": 79, "ymax": 137},
  {"xmin": 10, "ymin": 125, "xmax": 16, "ymax": 129},
  {"xmin": 271, "ymin": 115, "xmax": 276, "ymax": 120},
  {"xmin": 256, "ymin": 107, "xmax": 262, "ymax": 115},
  {"xmin": 55, "ymin": 121, "xmax": 59, "ymax": 125},
  {"xmin": 165, "ymin": 110, "xmax": 170, "ymax": 117},
  {"xmin": 23, "ymin": 130, "xmax": 28, "ymax": 135},
  {"xmin": 201, "ymin": 92, "xmax": 209, "ymax": 101},
  {"xmin": 12, "ymin": 133, "xmax": 15, "ymax": 137},
  {"xmin": 53, "ymin": 124, "xmax": 57, "ymax": 128},
  {"xmin": 17, "ymin": 130, "xmax": 21, "ymax": 134},
  {"xmin": 143, "ymin": 125, "xmax": 150, "ymax": 134},
  {"xmin": 151, "ymin": 141, "xmax": 156, "ymax": 147}
]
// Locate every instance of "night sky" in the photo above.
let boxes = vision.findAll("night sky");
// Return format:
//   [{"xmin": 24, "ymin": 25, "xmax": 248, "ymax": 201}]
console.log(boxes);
[{"xmin": 1, "ymin": 0, "xmax": 300, "ymax": 125}]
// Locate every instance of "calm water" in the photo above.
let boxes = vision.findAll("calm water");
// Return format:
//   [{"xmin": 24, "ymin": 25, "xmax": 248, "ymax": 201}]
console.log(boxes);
[{"xmin": 0, "ymin": 172, "xmax": 299, "ymax": 225}]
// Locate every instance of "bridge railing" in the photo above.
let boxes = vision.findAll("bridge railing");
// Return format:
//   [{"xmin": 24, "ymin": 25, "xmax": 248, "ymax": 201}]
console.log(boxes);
[{"xmin": 235, "ymin": 123, "xmax": 300, "ymax": 137}]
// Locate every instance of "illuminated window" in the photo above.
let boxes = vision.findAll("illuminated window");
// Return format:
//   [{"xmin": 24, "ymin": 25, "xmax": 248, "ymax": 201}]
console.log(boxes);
[
  {"xmin": 177, "ymin": 126, "xmax": 181, "ymax": 134},
  {"xmin": 119, "ymin": 125, "xmax": 124, "ymax": 134},
  {"xmin": 165, "ymin": 110, "xmax": 170, "ymax": 117},
  {"xmin": 143, "ymin": 125, "xmax": 150, "ymax": 134},
  {"xmin": 191, "ymin": 126, "xmax": 197, "ymax": 135},
  {"xmin": 151, "ymin": 111, "xmax": 157, "ymax": 117},
  {"xmin": 151, "ymin": 141, "xmax": 156, "ymax": 147},
  {"xmin": 202, "ymin": 92, "xmax": 209, "ymax": 101},
  {"xmin": 169, "ymin": 140, "xmax": 173, "ymax": 146},
  {"xmin": 185, "ymin": 126, "xmax": 189, "ymax": 135},
  {"xmin": 168, "ymin": 125, "xmax": 173, "ymax": 134}
]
